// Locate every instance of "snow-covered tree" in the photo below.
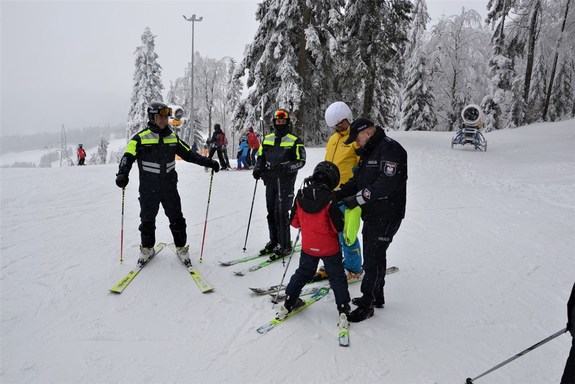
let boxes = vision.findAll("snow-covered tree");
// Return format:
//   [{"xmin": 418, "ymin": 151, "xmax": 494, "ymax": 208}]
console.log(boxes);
[
  {"xmin": 400, "ymin": 0, "xmax": 434, "ymax": 131},
  {"xmin": 97, "ymin": 137, "xmax": 108, "ymax": 165},
  {"xmin": 427, "ymin": 9, "xmax": 490, "ymax": 131},
  {"xmin": 549, "ymin": 59, "xmax": 574, "ymax": 121},
  {"xmin": 341, "ymin": 0, "xmax": 412, "ymax": 125},
  {"xmin": 401, "ymin": 53, "xmax": 436, "ymax": 131},
  {"xmin": 125, "ymin": 27, "xmax": 164, "ymax": 139},
  {"xmin": 236, "ymin": 0, "xmax": 348, "ymax": 144}
]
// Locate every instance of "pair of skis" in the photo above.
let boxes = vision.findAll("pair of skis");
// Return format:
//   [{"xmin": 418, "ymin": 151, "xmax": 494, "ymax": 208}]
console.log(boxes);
[
  {"xmin": 251, "ymin": 266, "xmax": 399, "ymax": 300},
  {"xmin": 255, "ymin": 286, "xmax": 350, "ymax": 347},
  {"xmin": 109, "ymin": 242, "xmax": 213, "ymax": 294},
  {"xmin": 255, "ymin": 266, "xmax": 400, "ymax": 346},
  {"xmin": 218, "ymin": 245, "xmax": 302, "ymax": 276}
]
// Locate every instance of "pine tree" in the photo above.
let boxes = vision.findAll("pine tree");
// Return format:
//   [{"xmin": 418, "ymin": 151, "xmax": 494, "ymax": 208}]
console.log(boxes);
[
  {"xmin": 401, "ymin": 52, "xmax": 436, "ymax": 131},
  {"xmin": 125, "ymin": 27, "xmax": 164, "ymax": 139},
  {"xmin": 236, "ymin": 0, "xmax": 347, "ymax": 144},
  {"xmin": 342, "ymin": 0, "xmax": 412, "ymax": 125},
  {"xmin": 427, "ymin": 9, "xmax": 490, "ymax": 131},
  {"xmin": 97, "ymin": 137, "xmax": 109, "ymax": 165},
  {"xmin": 400, "ymin": 0, "xmax": 434, "ymax": 131}
]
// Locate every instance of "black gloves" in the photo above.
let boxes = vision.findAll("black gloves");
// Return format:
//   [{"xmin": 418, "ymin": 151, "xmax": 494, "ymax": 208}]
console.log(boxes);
[
  {"xmin": 116, "ymin": 173, "xmax": 129, "ymax": 188},
  {"xmin": 209, "ymin": 160, "xmax": 220, "ymax": 173},
  {"xmin": 253, "ymin": 167, "xmax": 262, "ymax": 180},
  {"xmin": 342, "ymin": 195, "xmax": 359, "ymax": 209}
]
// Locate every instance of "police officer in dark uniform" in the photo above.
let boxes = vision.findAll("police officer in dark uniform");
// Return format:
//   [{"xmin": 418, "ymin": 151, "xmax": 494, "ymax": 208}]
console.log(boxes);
[
  {"xmin": 115, "ymin": 102, "xmax": 220, "ymax": 266},
  {"xmin": 335, "ymin": 118, "xmax": 407, "ymax": 322},
  {"xmin": 253, "ymin": 109, "xmax": 306, "ymax": 258}
]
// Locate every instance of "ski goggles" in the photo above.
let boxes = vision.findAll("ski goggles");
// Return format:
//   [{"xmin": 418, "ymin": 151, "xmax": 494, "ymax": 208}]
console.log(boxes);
[
  {"xmin": 273, "ymin": 110, "xmax": 289, "ymax": 120},
  {"xmin": 157, "ymin": 107, "xmax": 172, "ymax": 117}
]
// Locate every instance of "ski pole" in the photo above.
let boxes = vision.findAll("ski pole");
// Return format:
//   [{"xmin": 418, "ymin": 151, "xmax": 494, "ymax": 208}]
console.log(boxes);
[
  {"xmin": 242, "ymin": 179, "xmax": 258, "ymax": 252},
  {"xmin": 120, "ymin": 188, "xmax": 125, "ymax": 264},
  {"xmin": 465, "ymin": 327, "xmax": 567, "ymax": 383},
  {"xmin": 199, "ymin": 169, "xmax": 215, "ymax": 263},
  {"xmin": 271, "ymin": 229, "xmax": 301, "ymax": 305}
]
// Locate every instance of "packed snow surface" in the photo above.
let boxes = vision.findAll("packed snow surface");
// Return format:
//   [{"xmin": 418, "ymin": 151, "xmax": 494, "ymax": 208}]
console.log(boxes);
[{"xmin": 1, "ymin": 120, "xmax": 574, "ymax": 383}]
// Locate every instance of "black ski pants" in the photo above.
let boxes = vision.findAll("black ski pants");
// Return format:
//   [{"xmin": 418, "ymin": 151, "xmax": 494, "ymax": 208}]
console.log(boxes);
[
  {"xmin": 285, "ymin": 250, "xmax": 350, "ymax": 307},
  {"xmin": 138, "ymin": 184, "xmax": 187, "ymax": 248},
  {"xmin": 264, "ymin": 175, "xmax": 295, "ymax": 250},
  {"xmin": 208, "ymin": 147, "xmax": 227, "ymax": 169},
  {"xmin": 356, "ymin": 218, "xmax": 403, "ymax": 308}
]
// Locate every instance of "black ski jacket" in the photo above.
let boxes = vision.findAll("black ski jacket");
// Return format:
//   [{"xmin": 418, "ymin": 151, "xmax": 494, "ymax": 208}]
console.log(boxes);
[
  {"xmin": 336, "ymin": 127, "xmax": 407, "ymax": 222},
  {"xmin": 118, "ymin": 123, "xmax": 213, "ymax": 189}
]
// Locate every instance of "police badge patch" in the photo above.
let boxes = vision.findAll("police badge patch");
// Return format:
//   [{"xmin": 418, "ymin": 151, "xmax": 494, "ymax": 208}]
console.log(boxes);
[{"xmin": 384, "ymin": 161, "xmax": 397, "ymax": 176}]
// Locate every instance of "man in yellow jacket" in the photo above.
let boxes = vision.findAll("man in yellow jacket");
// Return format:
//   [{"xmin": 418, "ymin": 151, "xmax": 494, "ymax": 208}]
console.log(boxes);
[{"xmin": 317, "ymin": 101, "xmax": 362, "ymax": 278}]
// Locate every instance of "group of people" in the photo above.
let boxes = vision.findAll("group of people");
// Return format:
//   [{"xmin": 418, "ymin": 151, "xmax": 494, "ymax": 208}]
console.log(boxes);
[
  {"xmin": 237, "ymin": 127, "xmax": 260, "ymax": 170},
  {"xmin": 204, "ymin": 124, "xmax": 261, "ymax": 171},
  {"xmin": 112, "ymin": 102, "xmax": 574, "ymax": 381},
  {"xmin": 253, "ymin": 104, "xmax": 408, "ymax": 323},
  {"xmin": 114, "ymin": 101, "xmax": 408, "ymax": 324}
]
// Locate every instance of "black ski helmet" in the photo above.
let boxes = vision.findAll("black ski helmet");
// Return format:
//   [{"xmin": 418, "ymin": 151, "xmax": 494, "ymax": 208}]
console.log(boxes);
[
  {"xmin": 147, "ymin": 102, "xmax": 171, "ymax": 122},
  {"xmin": 312, "ymin": 161, "xmax": 340, "ymax": 190}
]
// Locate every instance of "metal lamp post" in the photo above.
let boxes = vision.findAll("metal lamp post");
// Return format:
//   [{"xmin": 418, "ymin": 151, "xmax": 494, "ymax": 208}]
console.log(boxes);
[{"xmin": 182, "ymin": 14, "xmax": 203, "ymax": 144}]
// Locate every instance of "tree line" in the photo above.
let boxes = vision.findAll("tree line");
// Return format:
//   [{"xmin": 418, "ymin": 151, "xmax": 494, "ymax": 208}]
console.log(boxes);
[{"xmin": 126, "ymin": 0, "xmax": 574, "ymax": 146}]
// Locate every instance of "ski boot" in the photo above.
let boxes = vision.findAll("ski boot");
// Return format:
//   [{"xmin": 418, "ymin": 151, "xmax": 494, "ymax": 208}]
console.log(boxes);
[
  {"xmin": 276, "ymin": 295, "xmax": 305, "ymax": 320},
  {"xmin": 176, "ymin": 245, "xmax": 192, "ymax": 267},
  {"xmin": 138, "ymin": 246, "xmax": 155, "ymax": 266},
  {"xmin": 259, "ymin": 241, "xmax": 278, "ymax": 256}
]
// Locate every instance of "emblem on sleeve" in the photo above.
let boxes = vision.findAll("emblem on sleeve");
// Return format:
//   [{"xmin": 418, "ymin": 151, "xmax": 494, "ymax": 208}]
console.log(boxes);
[{"xmin": 384, "ymin": 161, "xmax": 397, "ymax": 176}]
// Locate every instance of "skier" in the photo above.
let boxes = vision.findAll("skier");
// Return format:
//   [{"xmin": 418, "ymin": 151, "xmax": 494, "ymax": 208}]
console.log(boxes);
[
  {"xmin": 562, "ymin": 282, "xmax": 575, "ymax": 384},
  {"xmin": 246, "ymin": 127, "xmax": 260, "ymax": 167},
  {"xmin": 77, "ymin": 144, "xmax": 86, "ymax": 166},
  {"xmin": 277, "ymin": 161, "xmax": 351, "ymax": 319},
  {"xmin": 115, "ymin": 102, "xmax": 220, "ymax": 266},
  {"xmin": 236, "ymin": 135, "xmax": 250, "ymax": 170},
  {"xmin": 252, "ymin": 109, "xmax": 306, "ymax": 258},
  {"xmin": 206, "ymin": 124, "xmax": 229, "ymax": 171},
  {"xmin": 314, "ymin": 101, "xmax": 363, "ymax": 281},
  {"xmin": 334, "ymin": 117, "xmax": 407, "ymax": 322}
]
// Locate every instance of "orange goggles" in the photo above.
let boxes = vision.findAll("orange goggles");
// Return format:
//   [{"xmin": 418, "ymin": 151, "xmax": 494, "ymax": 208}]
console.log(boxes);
[
  {"xmin": 158, "ymin": 107, "xmax": 172, "ymax": 117},
  {"xmin": 273, "ymin": 110, "xmax": 289, "ymax": 120}
]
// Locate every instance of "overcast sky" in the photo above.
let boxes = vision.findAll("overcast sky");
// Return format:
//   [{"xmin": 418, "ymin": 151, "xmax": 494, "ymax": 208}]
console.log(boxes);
[{"xmin": 0, "ymin": 0, "xmax": 488, "ymax": 138}]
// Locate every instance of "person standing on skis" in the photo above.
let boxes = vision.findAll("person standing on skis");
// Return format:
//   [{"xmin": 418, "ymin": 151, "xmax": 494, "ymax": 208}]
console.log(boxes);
[
  {"xmin": 115, "ymin": 102, "xmax": 220, "ymax": 266},
  {"xmin": 278, "ymin": 161, "xmax": 351, "ymax": 319},
  {"xmin": 252, "ymin": 109, "xmax": 306, "ymax": 259},
  {"xmin": 77, "ymin": 144, "xmax": 87, "ymax": 166},
  {"xmin": 334, "ymin": 117, "xmax": 407, "ymax": 323},
  {"xmin": 313, "ymin": 101, "xmax": 363, "ymax": 281}
]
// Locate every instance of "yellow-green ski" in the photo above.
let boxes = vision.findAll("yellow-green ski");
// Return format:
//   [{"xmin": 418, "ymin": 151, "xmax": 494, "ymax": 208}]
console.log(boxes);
[
  {"xmin": 167, "ymin": 243, "xmax": 214, "ymax": 293},
  {"xmin": 109, "ymin": 243, "xmax": 167, "ymax": 294}
]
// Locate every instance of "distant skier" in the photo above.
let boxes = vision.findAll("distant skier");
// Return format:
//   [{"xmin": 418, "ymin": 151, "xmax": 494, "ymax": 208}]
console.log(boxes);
[
  {"xmin": 115, "ymin": 102, "xmax": 220, "ymax": 266},
  {"xmin": 246, "ymin": 127, "xmax": 260, "ymax": 167},
  {"xmin": 77, "ymin": 144, "xmax": 86, "ymax": 166},
  {"xmin": 277, "ymin": 161, "xmax": 350, "ymax": 319}
]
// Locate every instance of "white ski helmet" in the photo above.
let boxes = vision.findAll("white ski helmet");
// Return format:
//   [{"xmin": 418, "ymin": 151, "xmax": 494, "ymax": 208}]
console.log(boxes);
[
  {"xmin": 461, "ymin": 104, "xmax": 483, "ymax": 127},
  {"xmin": 325, "ymin": 101, "xmax": 353, "ymax": 127}
]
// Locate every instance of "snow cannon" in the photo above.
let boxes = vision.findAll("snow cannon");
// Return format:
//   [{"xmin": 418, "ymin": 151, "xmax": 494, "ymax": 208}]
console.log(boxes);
[
  {"xmin": 168, "ymin": 105, "xmax": 185, "ymax": 130},
  {"xmin": 465, "ymin": 378, "xmax": 473, "ymax": 384},
  {"xmin": 451, "ymin": 104, "xmax": 487, "ymax": 151},
  {"xmin": 461, "ymin": 104, "xmax": 484, "ymax": 128}
]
